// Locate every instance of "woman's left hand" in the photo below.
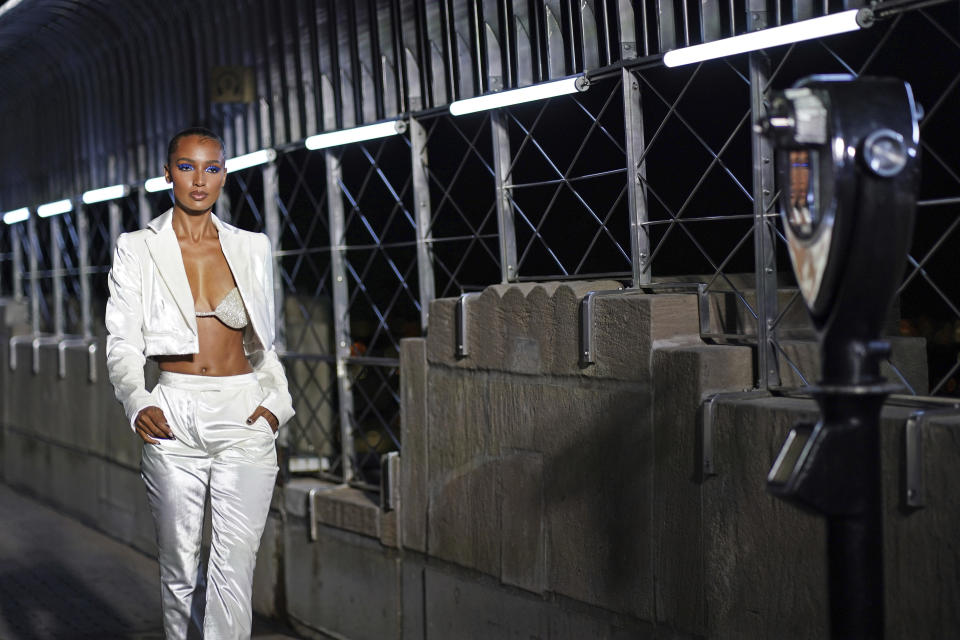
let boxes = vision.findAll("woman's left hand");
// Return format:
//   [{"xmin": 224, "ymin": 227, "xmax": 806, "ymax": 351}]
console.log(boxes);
[{"xmin": 247, "ymin": 406, "xmax": 279, "ymax": 433}]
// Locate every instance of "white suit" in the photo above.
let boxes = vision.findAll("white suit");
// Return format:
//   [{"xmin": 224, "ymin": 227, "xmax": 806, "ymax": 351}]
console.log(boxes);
[{"xmin": 105, "ymin": 208, "xmax": 294, "ymax": 639}]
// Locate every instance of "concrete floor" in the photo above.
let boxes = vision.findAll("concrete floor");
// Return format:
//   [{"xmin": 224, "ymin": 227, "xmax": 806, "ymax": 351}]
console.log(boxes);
[{"xmin": 0, "ymin": 482, "xmax": 303, "ymax": 640}]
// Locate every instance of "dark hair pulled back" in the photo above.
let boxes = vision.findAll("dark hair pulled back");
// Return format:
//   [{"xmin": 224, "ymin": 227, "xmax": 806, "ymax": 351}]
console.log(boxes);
[{"xmin": 166, "ymin": 127, "xmax": 226, "ymax": 166}]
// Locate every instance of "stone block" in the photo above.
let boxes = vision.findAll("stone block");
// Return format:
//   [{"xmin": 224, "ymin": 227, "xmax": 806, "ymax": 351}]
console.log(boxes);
[
  {"xmin": 701, "ymin": 394, "xmax": 960, "ymax": 639},
  {"xmin": 704, "ymin": 396, "xmax": 829, "ymax": 639},
  {"xmin": 399, "ymin": 338, "xmax": 428, "ymax": 553},
  {"xmin": 650, "ymin": 343, "xmax": 754, "ymax": 636},
  {"xmin": 421, "ymin": 563, "xmax": 668, "ymax": 640},
  {"xmin": 884, "ymin": 411, "xmax": 960, "ymax": 638},
  {"xmin": 426, "ymin": 366, "xmax": 656, "ymax": 617},
  {"xmin": 284, "ymin": 515, "xmax": 401, "ymax": 640},
  {"xmin": 47, "ymin": 443, "xmax": 100, "ymax": 525},
  {"xmin": 589, "ymin": 292, "xmax": 701, "ymax": 381},
  {"xmin": 3, "ymin": 429, "xmax": 53, "ymax": 499},
  {"xmin": 499, "ymin": 449, "xmax": 545, "ymax": 594},
  {"xmin": 312, "ymin": 485, "xmax": 380, "ymax": 539},
  {"xmin": 401, "ymin": 558, "xmax": 425, "ymax": 640},
  {"xmin": 97, "ymin": 461, "xmax": 143, "ymax": 546}
]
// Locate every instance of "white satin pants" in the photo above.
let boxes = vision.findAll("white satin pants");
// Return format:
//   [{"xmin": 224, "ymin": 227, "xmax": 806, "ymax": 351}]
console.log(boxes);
[{"xmin": 141, "ymin": 371, "xmax": 278, "ymax": 640}]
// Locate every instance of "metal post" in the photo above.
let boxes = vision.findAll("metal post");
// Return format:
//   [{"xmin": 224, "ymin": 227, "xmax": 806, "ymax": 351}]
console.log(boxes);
[
  {"xmin": 409, "ymin": 117, "xmax": 436, "ymax": 331},
  {"xmin": 108, "ymin": 200, "xmax": 122, "ymax": 254},
  {"xmin": 325, "ymin": 150, "xmax": 356, "ymax": 484},
  {"xmin": 490, "ymin": 111, "xmax": 518, "ymax": 283},
  {"xmin": 623, "ymin": 68, "xmax": 652, "ymax": 287},
  {"xmin": 51, "ymin": 215, "xmax": 64, "ymax": 337},
  {"xmin": 138, "ymin": 188, "xmax": 151, "ymax": 230},
  {"xmin": 261, "ymin": 161, "xmax": 284, "ymax": 349},
  {"xmin": 12, "ymin": 224, "xmax": 23, "ymax": 300},
  {"xmin": 77, "ymin": 204, "xmax": 91, "ymax": 338},
  {"xmin": 27, "ymin": 213, "xmax": 39, "ymax": 336},
  {"xmin": 749, "ymin": 52, "xmax": 780, "ymax": 389}
]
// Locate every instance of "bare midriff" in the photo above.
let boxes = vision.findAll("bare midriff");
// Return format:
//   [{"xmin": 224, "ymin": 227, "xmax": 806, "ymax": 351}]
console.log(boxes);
[{"xmin": 155, "ymin": 318, "xmax": 252, "ymax": 376}]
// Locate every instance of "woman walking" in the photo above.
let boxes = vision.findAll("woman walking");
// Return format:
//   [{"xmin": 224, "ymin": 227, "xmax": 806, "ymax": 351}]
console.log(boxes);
[{"xmin": 105, "ymin": 127, "xmax": 294, "ymax": 639}]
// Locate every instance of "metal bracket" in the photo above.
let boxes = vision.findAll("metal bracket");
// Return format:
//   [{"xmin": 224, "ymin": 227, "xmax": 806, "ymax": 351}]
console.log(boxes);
[
  {"xmin": 31, "ymin": 335, "xmax": 62, "ymax": 374},
  {"xmin": 903, "ymin": 407, "xmax": 960, "ymax": 508},
  {"xmin": 8, "ymin": 334, "xmax": 32, "ymax": 370},
  {"xmin": 699, "ymin": 390, "xmax": 770, "ymax": 480},
  {"xmin": 380, "ymin": 451, "xmax": 400, "ymax": 512},
  {"xmin": 57, "ymin": 337, "xmax": 97, "ymax": 382},
  {"xmin": 578, "ymin": 283, "xmax": 708, "ymax": 367},
  {"xmin": 455, "ymin": 292, "xmax": 482, "ymax": 358},
  {"xmin": 308, "ymin": 488, "xmax": 319, "ymax": 542}
]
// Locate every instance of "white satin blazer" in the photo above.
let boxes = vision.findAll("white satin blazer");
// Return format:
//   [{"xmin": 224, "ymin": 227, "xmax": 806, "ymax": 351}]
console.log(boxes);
[{"xmin": 105, "ymin": 208, "xmax": 295, "ymax": 431}]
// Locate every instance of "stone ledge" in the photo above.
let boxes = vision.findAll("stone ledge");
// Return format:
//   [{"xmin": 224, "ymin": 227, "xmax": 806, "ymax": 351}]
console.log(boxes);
[{"xmin": 284, "ymin": 478, "xmax": 386, "ymax": 541}]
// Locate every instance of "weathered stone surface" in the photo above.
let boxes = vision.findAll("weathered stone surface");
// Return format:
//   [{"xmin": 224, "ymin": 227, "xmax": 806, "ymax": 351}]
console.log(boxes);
[
  {"xmin": 312, "ymin": 485, "xmax": 380, "ymax": 538},
  {"xmin": 705, "ymin": 397, "xmax": 829, "ymax": 639},
  {"xmin": 499, "ymin": 449, "xmax": 545, "ymax": 594},
  {"xmin": 426, "ymin": 283, "xmax": 701, "ymax": 382},
  {"xmin": 650, "ymin": 343, "xmax": 753, "ymax": 636},
  {"xmin": 401, "ymin": 557, "xmax": 425, "ymax": 640},
  {"xmin": 399, "ymin": 338, "xmax": 428, "ymax": 553},
  {"xmin": 883, "ymin": 411, "xmax": 960, "ymax": 638},
  {"xmin": 284, "ymin": 515, "xmax": 401, "ymax": 640},
  {"xmin": 425, "ymin": 366, "xmax": 655, "ymax": 617},
  {"xmin": 703, "ymin": 394, "xmax": 960, "ymax": 639},
  {"xmin": 421, "ymin": 562, "xmax": 675, "ymax": 640}
]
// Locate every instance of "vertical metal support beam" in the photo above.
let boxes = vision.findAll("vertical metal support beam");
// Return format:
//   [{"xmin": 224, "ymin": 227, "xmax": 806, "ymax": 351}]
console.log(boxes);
[
  {"xmin": 77, "ymin": 205, "xmax": 91, "ymax": 338},
  {"xmin": 623, "ymin": 68, "xmax": 651, "ymax": 287},
  {"xmin": 410, "ymin": 117, "xmax": 436, "ymax": 331},
  {"xmin": 490, "ymin": 111, "xmax": 518, "ymax": 283},
  {"xmin": 108, "ymin": 201, "xmax": 122, "ymax": 254},
  {"xmin": 325, "ymin": 150, "xmax": 356, "ymax": 484},
  {"xmin": 51, "ymin": 216, "xmax": 64, "ymax": 337},
  {"xmin": 261, "ymin": 161, "xmax": 285, "ymax": 349},
  {"xmin": 217, "ymin": 189, "xmax": 233, "ymax": 226},
  {"xmin": 749, "ymin": 52, "xmax": 780, "ymax": 389},
  {"xmin": 12, "ymin": 223, "xmax": 23, "ymax": 300},
  {"xmin": 27, "ymin": 213, "xmax": 39, "ymax": 336},
  {"xmin": 138, "ymin": 188, "xmax": 151, "ymax": 230}
]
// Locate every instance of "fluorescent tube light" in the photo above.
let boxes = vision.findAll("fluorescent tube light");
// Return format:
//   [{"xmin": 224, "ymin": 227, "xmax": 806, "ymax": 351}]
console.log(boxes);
[
  {"xmin": 225, "ymin": 149, "xmax": 277, "ymax": 172},
  {"xmin": 449, "ymin": 76, "xmax": 586, "ymax": 116},
  {"xmin": 144, "ymin": 176, "xmax": 172, "ymax": 192},
  {"xmin": 37, "ymin": 199, "xmax": 74, "ymax": 217},
  {"xmin": 663, "ymin": 9, "xmax": 866, "ymax": 67},
  {"xmin": 82, "ymin": 184, "xmax": 130, "ymax": 204},
  {"xmin": 2, "ymin": 207, "xmax": 29, "ymax": 224},
  {"xmin": 305, "ymin": 121, "xmax": 405, "ymax": 150}
]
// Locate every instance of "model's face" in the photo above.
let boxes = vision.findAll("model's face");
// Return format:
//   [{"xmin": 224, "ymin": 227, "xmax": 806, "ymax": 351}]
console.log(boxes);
[{"xmin": 164, "ymin": 135, "xmax": 226, "ymax": 214}]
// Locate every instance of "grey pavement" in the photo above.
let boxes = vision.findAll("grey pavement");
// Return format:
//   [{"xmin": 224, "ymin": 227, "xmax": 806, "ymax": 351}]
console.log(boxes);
[{"xmin": 0, "ymin": 482, "xmax": 303, "ymax": 640}]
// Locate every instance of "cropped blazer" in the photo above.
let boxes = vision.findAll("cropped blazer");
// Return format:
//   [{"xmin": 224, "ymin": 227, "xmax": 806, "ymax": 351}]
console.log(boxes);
[{"xmin": 105, "ymin": 208, "xmax": 295, "ymax": 431}]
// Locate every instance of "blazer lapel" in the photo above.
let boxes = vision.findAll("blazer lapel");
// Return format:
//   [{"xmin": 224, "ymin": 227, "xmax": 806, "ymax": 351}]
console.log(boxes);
[
  {"xmin": 214, "ymin": 215, "xmax": 269, "ymax": 350},
  {"xmin": 145, "ymin": 209, "xmax": 197, "ymax": 330}
]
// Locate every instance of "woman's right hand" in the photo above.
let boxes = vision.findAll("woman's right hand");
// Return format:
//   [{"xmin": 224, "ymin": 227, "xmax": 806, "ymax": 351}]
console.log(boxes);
[{"xmin": 135, "ymin": 406, "xmax": 175, "ymax": 444}]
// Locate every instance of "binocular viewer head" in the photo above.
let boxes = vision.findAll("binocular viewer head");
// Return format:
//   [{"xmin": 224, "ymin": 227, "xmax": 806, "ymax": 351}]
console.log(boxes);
[{"xmin": 761, "ymin": 75, "xmax": 921, "ymax": 385}]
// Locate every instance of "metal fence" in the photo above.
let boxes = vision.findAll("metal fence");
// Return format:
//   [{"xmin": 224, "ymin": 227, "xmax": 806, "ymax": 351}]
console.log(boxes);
[{"xmin": 1, "ymin": 2, "xmax": 958, "ymax": 490}]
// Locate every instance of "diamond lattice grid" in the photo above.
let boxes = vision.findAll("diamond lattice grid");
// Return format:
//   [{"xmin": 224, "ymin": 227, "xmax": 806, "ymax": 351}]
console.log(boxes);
[
  {"xmin": 504, "ymin": 75, "xmax": 633, "ymax": 280},
  {"xmin": 421, "ymin": 113, "xmax": 501, "ymax": 295}
]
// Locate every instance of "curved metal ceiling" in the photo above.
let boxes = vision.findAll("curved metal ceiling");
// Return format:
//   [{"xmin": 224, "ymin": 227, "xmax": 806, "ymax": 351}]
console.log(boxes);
[{"xmin": 0, "ymin": 0, "xmax": 850, "ymax": 209}]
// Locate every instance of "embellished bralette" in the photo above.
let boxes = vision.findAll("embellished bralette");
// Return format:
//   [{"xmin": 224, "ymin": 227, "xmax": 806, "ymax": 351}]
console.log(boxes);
[{"xmin": 195, "ymin": 287, "xmax": 249, "ymax": 329}]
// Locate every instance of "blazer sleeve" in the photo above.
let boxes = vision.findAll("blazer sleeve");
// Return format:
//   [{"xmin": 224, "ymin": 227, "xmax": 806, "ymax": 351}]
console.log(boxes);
[
  {"xmin": 105, "ymin": 233, "xmax": 155, "ymax": 431},
  {"xmin": 250, "ymin": 233, "xmax": 295, "ymax": 428}
]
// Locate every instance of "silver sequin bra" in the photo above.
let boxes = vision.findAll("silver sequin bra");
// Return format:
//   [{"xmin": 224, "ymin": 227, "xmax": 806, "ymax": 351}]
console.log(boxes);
[{"xmin": 195, "ymin": 287, "xmax": 249, "ymax": 329}]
